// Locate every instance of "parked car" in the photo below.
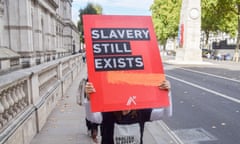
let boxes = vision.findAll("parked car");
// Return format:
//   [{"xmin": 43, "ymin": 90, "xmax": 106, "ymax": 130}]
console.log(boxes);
[
  {"xmin": 223, "ymin": 53, "xmax": 232, "ymax": 61},
  {"xmin": 202, "ymin": 49, "xmax": 211, "ymax": 58},
  {"xmin": 213, "ymin": 53, "xmax": 223, "ymax": 60},
  {"xmin": 166, "ymin": 50, "xmax": 176, "ymax": 56}
]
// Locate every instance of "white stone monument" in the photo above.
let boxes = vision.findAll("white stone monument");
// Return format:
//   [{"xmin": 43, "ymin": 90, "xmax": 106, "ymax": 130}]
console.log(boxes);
[{"xmin": 175, "ymin": 0, "xmax": 202, "ymax": 63}]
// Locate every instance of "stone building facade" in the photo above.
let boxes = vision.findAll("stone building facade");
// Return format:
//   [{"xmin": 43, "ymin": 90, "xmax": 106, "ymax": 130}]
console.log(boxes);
[{"xmin": 0, "ymin": 0, "xmax": 80, "ymax": 71}]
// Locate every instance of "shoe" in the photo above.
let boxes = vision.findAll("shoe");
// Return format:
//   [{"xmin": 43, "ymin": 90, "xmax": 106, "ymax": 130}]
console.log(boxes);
[
  {"xmin": 92, "ymin": 137, "xmax": 98, "ymax": 143},
  {"xmin": 91, "ymin": 129, "xmax": 98, "ymax": 143}
]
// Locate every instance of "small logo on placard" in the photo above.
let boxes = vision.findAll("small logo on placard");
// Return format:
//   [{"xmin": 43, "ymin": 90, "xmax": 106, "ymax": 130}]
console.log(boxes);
[{"xmin": 126, "ymin": 96, "xmax": 136, "ymax": 106}]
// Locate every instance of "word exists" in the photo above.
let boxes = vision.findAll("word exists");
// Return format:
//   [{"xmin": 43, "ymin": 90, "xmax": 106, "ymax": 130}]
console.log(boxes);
[
  {"xmin": 92, "ymin": 28, "xmax": 150, "ymax": 71},
  {"xmin": 95, "ymin": 56, "xmax": 143, "ymax": 71}
]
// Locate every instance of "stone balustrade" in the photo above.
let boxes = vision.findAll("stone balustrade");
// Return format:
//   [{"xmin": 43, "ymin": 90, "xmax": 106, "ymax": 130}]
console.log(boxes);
[
  {"xmin": 0, "ymin": 81, "xmax": 28, "ymax": 128},
  {"xmin": 0, "ymin": 53, "xmax": 83, "ymax": 144}
]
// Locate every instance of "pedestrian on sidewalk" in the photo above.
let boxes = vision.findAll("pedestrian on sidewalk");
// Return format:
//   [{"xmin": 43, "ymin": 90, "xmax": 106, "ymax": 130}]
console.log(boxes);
[
  {"xmin": 81, "ymin": 78, "xmax": 100, "ymax": 143},
  {"xmin": 84, "ymin": 91, "xmax": 99, "ymax": 143},
  {"xmin": 85, "ymin": 116, "xmax": 99, "ymax": 143},
  {"xmin": 82, "ymin": 52, "xmax": 86, "ymax": 63},
  {"xmin": 85, "ymin": 80, "xmax": 172, "ymax": 144}
]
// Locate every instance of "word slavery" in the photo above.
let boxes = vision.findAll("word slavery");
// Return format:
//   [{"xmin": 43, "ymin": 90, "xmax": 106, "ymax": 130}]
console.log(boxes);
[
  {"xmin": 91, "ymin": 28, "xmax": 150, "ymax": 40},
  {"xmin": 91, "ymin": 28, "xmax": 150, "ymax": 71}
]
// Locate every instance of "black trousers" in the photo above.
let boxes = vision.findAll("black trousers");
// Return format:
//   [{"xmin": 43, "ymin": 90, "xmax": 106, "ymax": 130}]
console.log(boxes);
[{"xmin": 86, "ymin": 119, "xmax": 99, "ymax": 135}]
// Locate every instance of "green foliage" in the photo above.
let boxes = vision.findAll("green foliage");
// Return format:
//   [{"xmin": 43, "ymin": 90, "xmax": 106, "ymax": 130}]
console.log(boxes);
[
  {"xmin": 150, "ymin": 0, "xmax": 182, "ymax": 45},
  {"xmin": 151, "ymin": 0, "xmax": 239, "ymax": 44},
  {"xmin": 202, "ymin": 0, "xmax": 238, "ymax": 38},
  {"xmin": 151, "ymin": 0, "xmax": 240, "ymax": 60},
  {"xmin": 77, "ymin": 3, "xmax": 102, "ymax": 43},
  {"xmin": 201, "ymin": 0, "xmax": 218, "ymax": 34}
]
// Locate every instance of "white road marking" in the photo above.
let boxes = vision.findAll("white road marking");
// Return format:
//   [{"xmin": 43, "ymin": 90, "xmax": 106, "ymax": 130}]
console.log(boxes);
[
  {"xmin": 166, "ymin": 74, "xmax": 240, "ymax": 104},
  {"xmin": 178, "ymin": 67, "xmax": 240, "ymax": 83},
  {"xmin": 157, "ymin": 120, "xmax": 185, "ymax": 144}
]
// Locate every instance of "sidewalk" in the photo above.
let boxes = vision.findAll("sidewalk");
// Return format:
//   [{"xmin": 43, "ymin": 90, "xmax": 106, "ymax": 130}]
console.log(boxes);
[
  {"xmin": 163, "ymin": 55, "xmax": 240, "ymax": 70},
  {"xmin": 30, "ymin": 64, "xmax": 181, "ymax": 144},
  {"xmin": 203, "ymin": 58, "xmax": 240, "ymax": 70},
  {"xmin": 30, "ymin": 65, "xmax": 91, "ymax": 144}
]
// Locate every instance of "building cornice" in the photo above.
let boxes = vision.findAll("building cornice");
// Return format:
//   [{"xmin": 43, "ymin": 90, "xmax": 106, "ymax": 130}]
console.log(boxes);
[
  {"xmin": 63, "ymin": 19, "xmax": 78, "ymax": 32},
  {"xmin": 37, "ymin": 0, "xmax": 57, "ymax": 15},
  {"xmin": 48, "ymin": 0, "xmax": 58, "ymax": 9},
  {"xmin": 64, "ymin": 0, "xmax": 73, "ymax": 6}
]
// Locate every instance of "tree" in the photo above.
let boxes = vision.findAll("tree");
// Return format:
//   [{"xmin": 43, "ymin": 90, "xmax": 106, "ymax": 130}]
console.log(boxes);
[
  {"xmin": 215, "ymin": 0, "xmax": 240, "ymax": 62},
  {"xmin": 201, "ymin": 0, "xmax": 219, "ymax": 49},
  {"xmin": 150, "ymin": 0, "xmax": 182, "ymax": 47},
  {"xmin": 201, "ymin": 0, "xmax": 237, "ymax": 51},
  {"xmin": 77, "ymin": 3, "xmax": 102, "ymax": 49},
  {"xmin": 151, "ymin": 0, "xmax": 240, "ymax": 61}
]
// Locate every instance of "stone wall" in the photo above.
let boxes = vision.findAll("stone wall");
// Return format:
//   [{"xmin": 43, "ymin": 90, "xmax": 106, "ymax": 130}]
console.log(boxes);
[{"xmin": 0, "ymin": 53, "xmax": 83, "ymax": 144}]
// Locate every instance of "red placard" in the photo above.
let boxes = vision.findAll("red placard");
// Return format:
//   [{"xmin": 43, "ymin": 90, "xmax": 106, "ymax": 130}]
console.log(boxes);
[{"xmin": 83, "ymin": 15, "xmax": 169, "ymax": 112}]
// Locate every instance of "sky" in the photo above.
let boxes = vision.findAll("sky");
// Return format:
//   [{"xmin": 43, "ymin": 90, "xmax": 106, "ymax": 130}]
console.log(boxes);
[{"xmin": 72, "ymin": 0, "xmax": 154, "ymax": 25}]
